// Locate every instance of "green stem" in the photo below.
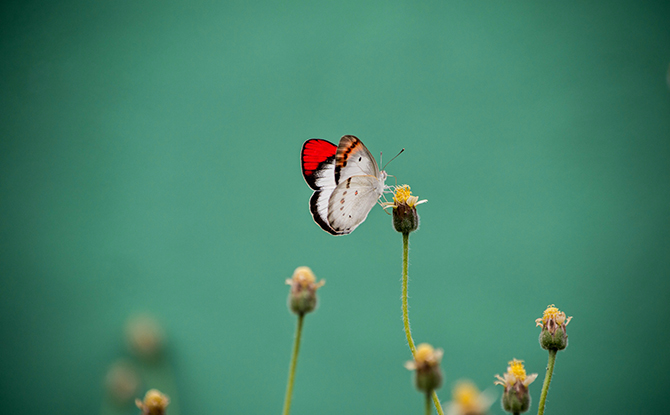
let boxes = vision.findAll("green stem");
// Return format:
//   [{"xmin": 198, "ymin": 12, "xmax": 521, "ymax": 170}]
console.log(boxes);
[
  {"xmin": 402, "ymin": 232, "xmax": 444, "ymax": 415},
  {"xmin": 402, "ymin": 233, "xmax": 416, "ymax": 355},
  {"xmin": 431, "ymin": 391, "xmax": 442, "ymax": 415},
  {"xmin": 425, "ymin": 393, "xmax": 432, "ymax": 415},
  {"xmin": 537, "ymin": 349, "xmax": 557, "ymax": 415},
  {"xmin": 282, "ymin": 314, "xmax": 305, "ymax": 415}
]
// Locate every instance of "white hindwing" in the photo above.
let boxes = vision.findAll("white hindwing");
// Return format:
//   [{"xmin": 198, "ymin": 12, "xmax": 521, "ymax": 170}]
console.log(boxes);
[
  {"xmin": 309, "ymin": 159, "xmax": 338, "ymax": 233},
  {"xmin": 327, "ymin": 175, "xmax": 384, "ymax": 234}
]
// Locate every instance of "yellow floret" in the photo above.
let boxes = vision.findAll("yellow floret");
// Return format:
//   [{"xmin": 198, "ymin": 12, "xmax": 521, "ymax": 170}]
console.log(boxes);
[
  {"xmin": 394, "ymin": 185, "xmax": 412, "ymax": 204},
  {"xmin": 508, "ymin": 359, "xmax": 527, "ymax": 382},
  {"xmin": 415, "ymin": 343, "xmax": 435, "ymax": 364},
  {"xmin": 292, "ymin": 266, "xmax": 316, "ymax": 287},
  {"xmin": 542, "ymin": 304, "xmax": 560, "ymax": 324}
]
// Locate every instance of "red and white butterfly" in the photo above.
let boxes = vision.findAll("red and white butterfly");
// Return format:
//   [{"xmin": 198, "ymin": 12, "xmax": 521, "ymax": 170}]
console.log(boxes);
[{"xmin": 301, "ymin": 135, "xmax": 388, "ymax": 235}]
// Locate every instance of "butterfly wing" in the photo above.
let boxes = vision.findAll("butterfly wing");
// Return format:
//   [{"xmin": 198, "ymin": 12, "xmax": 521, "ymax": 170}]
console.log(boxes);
[
  {"xmin": 301, "ymin": 139, "xmax": 341, "ymax": 235},
  {"xmin": 302, "ymin": 136, "xmax": 385, "ymax": 235},
  {"xmin": 334, "ymin": 135, "xmax": 381, "ymax": 183},
  {"xmin": 301, "ymin": 139, "xmax": 337, "ymax": 190},
  {"xmin": 326, "ymin": 175, "xmax": 385, "ymax": 235}
]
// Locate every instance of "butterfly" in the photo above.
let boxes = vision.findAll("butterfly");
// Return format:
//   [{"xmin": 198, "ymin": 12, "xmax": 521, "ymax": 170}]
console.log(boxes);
[{"xmin": 301, "ymin": 135, "xmax": 388, "ymax": 235}]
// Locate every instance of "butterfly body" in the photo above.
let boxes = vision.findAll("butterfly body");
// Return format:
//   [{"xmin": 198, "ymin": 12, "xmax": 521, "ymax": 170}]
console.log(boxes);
[{"xmin": 301, "ymin": 135, "xmax": 387, "ymax": 235}]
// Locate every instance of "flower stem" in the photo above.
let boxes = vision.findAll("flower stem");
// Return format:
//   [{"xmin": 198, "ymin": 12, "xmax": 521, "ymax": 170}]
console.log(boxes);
[
  {"xmin": 402, "ymin": 233, "xmax": 416, "ymax": 355},
  {"xmin": 537, "ymin": 349, "xmax": 557, "ymax": 415},
  {"xmin": 425, "ymin": 393, "xmax": 432, "ymax": 415},
  {"xmin": 402, "ymin": 232, "xmax": 444, "ymax": 415},
  {"xmin": 282, "ymin": 314, "xmax": 305, "ymax": 415}
]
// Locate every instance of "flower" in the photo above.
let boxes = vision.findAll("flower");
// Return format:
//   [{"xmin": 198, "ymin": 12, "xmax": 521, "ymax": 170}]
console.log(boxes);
[
  {"xmin": 494, "ymin": 359, "xmax": 537, "ymax": 414},
  {"xmin": 535, "ymin": 304, "xmax": 572, "ymax": 350},
  {"xmin": 105, "ymin": 360, "xmax": 140, "ymax": 405},
  {"xmin": 383, "ymin": 185, "xmax": 427, "ymax": 209},
  {"xmin": 136, "ymin": 389, "xmax": 170, "ymax": 415},
  {"xmin": 286, "ymin": 266, "xmax": 325, "ymax": 315},
  {"xmin": 405, "ymin": 343, "xmax": 444, "ymax": 394},
  {"xmin": 126, "ymin": 314, "xmax": 164, "ymax": 360},
  {"xmin": 382, "ymin": 185, "xmax": 426, "ymax": 234},
  {"xmin": 444, "ymin": 380, "xmax": 495, "ymax": 415}
]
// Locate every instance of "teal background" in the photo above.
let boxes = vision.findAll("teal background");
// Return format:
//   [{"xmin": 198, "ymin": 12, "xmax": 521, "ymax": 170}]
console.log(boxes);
[{"xmin": 1, "ymin": 1, "xmax": 669, "ymax": 414}]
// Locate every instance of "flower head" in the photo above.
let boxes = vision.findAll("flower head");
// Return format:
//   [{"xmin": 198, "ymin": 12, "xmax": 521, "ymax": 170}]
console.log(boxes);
[
  {"xmin": 105, "ymin": 360, "xmax": 140, "ymax": 405},
  {"xmin": 383, "ymin": 185, "xmax": 426, "ymax": 234},
  {"xmin": 286, "ymin": 266, "xmax": 325, "ymax": 315},
  {"xmin": 444, "ymin": 380, "xmax": 495, "ymax": 415},
  {"xmin": 126, "ymin": 314, "xmax": 164, "ymax": 360},
  {"xmin": 494, "ymin": 359, "xmax": 537, "ymax": 414},
  {"xmin": 535, "ymin": 304, "xmax": 572, "ymax": 350},
  {"xmin": 405, "ymin": 343, "xmax": 444, "ymax": 394},
  {"xmin": 136, "ymin": 389, "xmax": 170, "ymax": 415}
]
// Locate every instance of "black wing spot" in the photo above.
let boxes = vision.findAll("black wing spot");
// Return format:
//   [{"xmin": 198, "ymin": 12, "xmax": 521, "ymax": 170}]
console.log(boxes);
[
  {"xmin": 348, "ymin": 215, "xmax": 352, "ymax": 218},
  {"xmin": 358, "ymin": 157, "xmax": 362, "ymax": 162},
  {"xmin": 346, "ymin": 178, "xmax": 351, "ymax": 189}
]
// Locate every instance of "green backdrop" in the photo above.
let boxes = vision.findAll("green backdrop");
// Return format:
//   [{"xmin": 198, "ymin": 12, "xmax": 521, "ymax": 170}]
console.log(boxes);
[{"xmin": 2, "ymin": 1, "xmax": 669, "ymax": 414}]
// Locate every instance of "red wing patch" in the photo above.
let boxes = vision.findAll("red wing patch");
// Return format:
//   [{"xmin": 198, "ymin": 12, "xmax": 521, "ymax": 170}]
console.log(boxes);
[{"xmin": 301, "ymin": 139, "xmax": 337, "ymax": 189}]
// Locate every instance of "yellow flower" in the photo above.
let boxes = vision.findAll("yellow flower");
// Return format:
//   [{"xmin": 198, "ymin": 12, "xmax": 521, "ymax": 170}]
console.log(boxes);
[
  {"xmin": 125, "ymin": 314, "xmax": 164, "ymax": 360},
  {"xmin": 405, "ymin": 343, "xmax": 444, "ymax": 394},
  {"xmin": 383, "ymin": 185, "xmax": 426, "ymax": 234},
  {"xmin": 136, "ymin": 389, "xmax": 169, "ymax": 415},
  {"xmin": 535, "ymin": 304, "xmax": 572, "ymax": 329},
  {"xmin": 405, "ymin": 343, "xmax": 444, "ymax": 370},
  {"xmin": 285, "ymin": 266, "xmax": 325, "ymax": 289},
  {"xmin": 105, "ymin": 360, "xmax": 140, "ymax": 404},
  {"xmin": 382, "ymin": 185, "xmax": 427, "ymax": 210},
  {"xmin": 535, "ymin": 304, "xmax": 572, "ymax": 350},
  {"xmin": 494, "ymin": 359, "xmax": 537, "ymax": 414},
  {"xmin": 286, "ymin": 266, "xmax": 325, "ymax": 315},
  {"xmin": 444, "ymin": 380, "xmax": 495, "ymax": 415},
  {"xmin": 494, "ymin": 359, "xmax": 538, "ymax": 389}
]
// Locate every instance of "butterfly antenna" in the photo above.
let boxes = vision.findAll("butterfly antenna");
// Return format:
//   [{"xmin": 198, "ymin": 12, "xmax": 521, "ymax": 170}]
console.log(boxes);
[
  {"xmin": 386, "ymin": 174, "xmax": 399, "ymax": 187},
  {"xmin": 382, "ymin": 148, "xmax": 404, "ymax": 170}
]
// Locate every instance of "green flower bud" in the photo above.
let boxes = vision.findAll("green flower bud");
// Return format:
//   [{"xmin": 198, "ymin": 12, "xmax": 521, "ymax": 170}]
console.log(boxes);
[
  {"xmin": 535, "ymin": 304, "xmax": 572, "ymax": 351},
  {"xmin": 502, "ymin": 383, "xmax": 531, "ymax": 414},
  {"xmin": 286, "ymin": 267, "xmax": 324, "ymax": 316},
  {"xmin": 383, "ymin": 185, "xmax": 426, "ymax": 235},
  {"xmin": 495, "ymin": 359, "xmax": 538, "ymax": 415},
  {"xmin": 393, "ymin": 203, "xmax": 419, "ymax": 234},
  {"xmin": 405, "ymin": 343, "xmax": 444, "ymax": 395}
]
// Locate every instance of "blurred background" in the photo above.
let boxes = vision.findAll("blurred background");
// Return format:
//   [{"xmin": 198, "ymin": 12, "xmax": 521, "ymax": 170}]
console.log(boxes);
[{"xmin": 1, "ymin": 1, "xmax": 669, "ymax": 414}]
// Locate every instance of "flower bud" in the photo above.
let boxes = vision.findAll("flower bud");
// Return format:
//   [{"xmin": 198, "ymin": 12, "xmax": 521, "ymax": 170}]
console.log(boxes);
[
  {"xmin": 535, "ymin": 304, "xmax": 572, "ymax": 351},
  {"xmin": 444, "ymin": 380, "xmax": 495, "ymax": 415},
  {"xmin": 286, "ymin": 266, "xmax": 325, "ymax": 316},
  {"xmin": 136, "ymin": 389, "xmax": 169, "ymax": 415},
  {"xmin": 385, "ymin": 185, "xmax": 426, "ymax": 234},
  {"xmin": 105, "ymin": 360, "xmax": 140, "ymax": 405},
  {"xmin": 494, "ymin": 359, "xmax": 537, "ymax": 414},
  {"xmin": 126, "ymin": 314, "xmax": 164, "ymax": 361},
  {"xmin": 393, "ymin": 202, "xmax": 419, "ymax": 234},
  {"xmin": 501, "ymin": 383, "xmax": 530, "ymax": 414},
  {"xmin": 405, "ymin": 343, "xmax": 444, "ymax": 395}
]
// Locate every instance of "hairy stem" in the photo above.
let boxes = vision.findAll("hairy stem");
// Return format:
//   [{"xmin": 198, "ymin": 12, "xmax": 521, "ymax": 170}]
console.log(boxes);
[
  {"xmin": 537, "ymin": 349, "xmax": 557, "ymax": 415},
  {"xmin": 402, "ymin": 233, "xmax": 417, "ymax": 355},
  {"xmin": 402, "ymin": 232, "xmax": 444, "ymax": 415},
  {"xmin": 282, "ymin": 314, "xmax": 305, "ymax": 415}
]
